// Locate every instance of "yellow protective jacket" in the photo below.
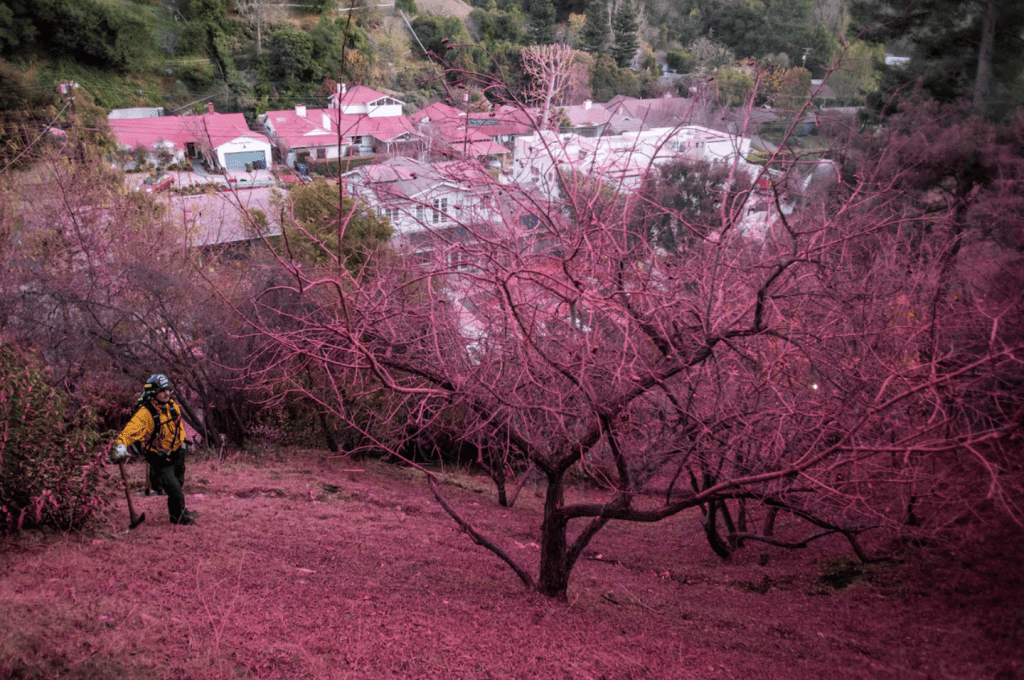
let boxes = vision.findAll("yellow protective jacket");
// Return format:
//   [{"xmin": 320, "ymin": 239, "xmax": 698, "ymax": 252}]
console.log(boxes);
[{"xmin": 116, "ymin": 399, "xmax": 186, "ymax": 457}]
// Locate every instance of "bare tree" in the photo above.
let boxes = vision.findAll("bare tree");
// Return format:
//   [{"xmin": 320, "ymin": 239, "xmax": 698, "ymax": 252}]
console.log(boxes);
[
  {"xmin": 232, "ymin": 0, "xmax": 287, "ymax": 55},
  {"xmin": 520, "ymin": 44, "xmax": 590, "ymax": 125},
  {"xmin": 235, "ymin": 91, "xmax": 1023, "ymax": 598},
  {"xmin": 0, "ymin": 137, "xmax": 259, "ymax": 446}
]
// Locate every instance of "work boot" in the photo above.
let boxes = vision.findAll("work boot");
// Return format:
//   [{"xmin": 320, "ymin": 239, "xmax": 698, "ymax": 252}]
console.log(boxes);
[{"xmin": 172, "ymin": 511, "xmax": 197, "ymax": 525}]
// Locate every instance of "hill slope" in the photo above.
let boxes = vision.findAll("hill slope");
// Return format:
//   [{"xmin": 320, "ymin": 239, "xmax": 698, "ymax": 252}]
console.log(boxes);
[
  {"xmin": 413, "ymin": 0, "xmax": 473, "ymax": 19},
  {"xmin": 0, "ymin": 449, "xmax": 1021, "ymax": 679}
]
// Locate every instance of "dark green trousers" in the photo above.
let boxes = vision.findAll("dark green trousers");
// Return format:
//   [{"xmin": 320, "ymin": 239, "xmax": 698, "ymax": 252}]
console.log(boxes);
[{"xmin": 146, "ymin": 448, "xmax": 187, "ymax": 522}]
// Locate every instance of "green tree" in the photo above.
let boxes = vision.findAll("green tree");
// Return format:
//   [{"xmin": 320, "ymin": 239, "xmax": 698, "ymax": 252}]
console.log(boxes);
[
  {"xmin": 0, "ymin": 0, "xmax": 38, "ymax": 54},
  {"xmin": 526, "ymin": 0, "xmax": 557, "ymax": 45},
  {"xmin": 273, "ymin": 179, "xmax": 393, "ymax": 271},
  {"xmin": 26, "ymin": 0, "xmax": 154, "ymax": 71},
  {"xmin": 665, "ymin": 50, "xmax": 696, "ymax": 74},
  {"xmin": 589, "ymin": 52, "xmax": 619, "ymax": 101},
  {"xmin": 714, "ymin": 67, "xmax": 755, "ymax": 106},
  {"xmin": 849, "ymin": 0, "xmax": 1024, "ymax": 117},
  {"xmin": 468, "ymin": 6, "xmax": 527, "ymax": 47},
  {"xmin": 611, "ymin": 0, "xmax": 639, "ymax": 68},
  {"xmin": 581, "ymin": 0, "xmax": 610, "ymax": 55},
  {"xmin": 410, "ymin": 15, "xmax": 473, "ymax": 59}
]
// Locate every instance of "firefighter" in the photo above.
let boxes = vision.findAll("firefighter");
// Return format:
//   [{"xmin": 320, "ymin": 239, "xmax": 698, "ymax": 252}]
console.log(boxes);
[{"xmin": 111, "ymin": 374, "xmax": 197, "ymax": 525}]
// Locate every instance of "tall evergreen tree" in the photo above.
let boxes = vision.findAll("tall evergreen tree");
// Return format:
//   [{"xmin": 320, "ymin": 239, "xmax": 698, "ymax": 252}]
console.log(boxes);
[
  {"xmin": 849, "ymin": 0, "xmax": 1024, "ymax": 117},
  {"xmin": 581, "ymin": 0, "xmax": 610, "ymax": 55},
  {"xmin": 611, "ymin": 0, "xmax": 639, "ymax": 68},
  {"xmin": 526, "ymin": 0, "xmax": 557, "ymax": 45}
]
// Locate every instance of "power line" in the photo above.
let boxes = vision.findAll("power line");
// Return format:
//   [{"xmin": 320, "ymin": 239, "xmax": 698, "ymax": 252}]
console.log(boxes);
[{"xmin": 0, "ymin": 101, "xmax": 71, "ymax": 175}]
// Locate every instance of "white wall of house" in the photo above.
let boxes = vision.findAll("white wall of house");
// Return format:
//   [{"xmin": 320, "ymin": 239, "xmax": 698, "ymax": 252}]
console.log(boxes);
[
  {"xmin": 287, "ymin": 134, "xmax": 347, "ymax": 167},
  {"xmin": 340, "ymin": 98, "xmax": 404, "ymax": 118},
  {"xmin": 216, "ymin": 135, "xmax": 273, "ymax": 171},
  {"xmin": 512, "ymin": 127, "xmax": 756, "ymax": 198}
]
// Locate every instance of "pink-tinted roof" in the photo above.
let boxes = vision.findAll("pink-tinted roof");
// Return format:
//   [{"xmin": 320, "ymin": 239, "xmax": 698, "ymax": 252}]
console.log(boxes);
[
  {"xmin": 265, "ymin": 108, "xmax": 414, "ymax": 148},
  {"xmin": 343, "ymin": 114, "xmax": 414, "ymax": 142},
  {"xmin": 432, "ymin": 120, "xmax": 493, "ymax": 144},
  {"xmin": 464, "ymin": 140, "xmax": 509, "ymax": 157},
  {"xmin": 331, "ymin": 85, "xmax": 403, "ymax": 108},
  {"xmin": 467, "ymin": 106, "xmax": 538, "ymax": 136},
  {"xmin": 109, "ymin": 113, "xmax": 268, "ymax": 151},
  {"xmin": 561, "ymin": 103, "xmax": 613, "ymax": 127},
  {"xmin": 410, "ymin": 101, "xmax": 465, "ymax": 124}
]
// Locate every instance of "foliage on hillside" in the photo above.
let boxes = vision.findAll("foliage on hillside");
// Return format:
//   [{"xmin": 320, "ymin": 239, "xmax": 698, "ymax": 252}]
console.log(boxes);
[{"xmin": 0, "ymin": 340, "xmax": 110, "ymax": 533}]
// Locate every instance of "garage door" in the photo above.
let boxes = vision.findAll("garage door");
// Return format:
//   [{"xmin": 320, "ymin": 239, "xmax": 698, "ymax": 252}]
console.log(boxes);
[{"xmin": 224, "ymin": 150, "xmax": 267, "ymax": 170}]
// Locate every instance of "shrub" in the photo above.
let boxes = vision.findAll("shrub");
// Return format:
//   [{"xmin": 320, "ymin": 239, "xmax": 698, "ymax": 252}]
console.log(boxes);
[
  {"xmin": 0, "ymin": 341, "xmax": 110, "ymax": 533},
  {"xmin": 665, "ymin": 50, "xmax": 695, "ymax": 74}
]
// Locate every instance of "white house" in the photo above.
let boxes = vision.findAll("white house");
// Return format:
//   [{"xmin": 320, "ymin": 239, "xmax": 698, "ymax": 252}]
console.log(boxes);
[
  {"xmin": 108, "ymin": 104, "xmax": 272, "ymax": 171},
  {"xmin": 512, "ymin": 126, "xmax": 758, "ymax": 199},
  {"xmin": 260, "ymin": 85, "xmax": 417, "ymax": 168},
  {"xmin": 343, "ymin": 156, "xmax": 516, "ymax": 256}
]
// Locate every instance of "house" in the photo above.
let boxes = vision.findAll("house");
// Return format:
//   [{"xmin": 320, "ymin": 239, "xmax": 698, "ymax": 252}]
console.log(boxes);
[
  {"xmin": 328, "ymin": 84, "xmax": 405, "ymax": 117},
  {"xmin": 108, "ymin": 104, "xmax": 272, "ymax": 171},
  {"xmin": 558, "ymin": 100, "xmax": 613, "ymax": 137},
  {"xmin": 465, "ymin": 105, "xmax": 536, "ymax": 147},
  {"xmin": 602, "ymin": 95, "xmax": 707, "ymax": 133},
  {"xmin": 409, "ymin": 101, "xmax": 465, "ymax": 125},
  {"xmin": 342, "ymin": 156, "xmax": 504, "ymax": 253},
  {"xmin": 414, "ymin": 114, "xmax": 510, "ymax": 166},
  {"xmin": 260, "ymin": 85, "xmax": 418, "ymax": 168},
  {"xmin": 512, "ymin": 125, "xmax": 758, "ymax": 198},
  {"xmin": 412, "ymin": 100, "xmax": 536, "ymax": 149}
]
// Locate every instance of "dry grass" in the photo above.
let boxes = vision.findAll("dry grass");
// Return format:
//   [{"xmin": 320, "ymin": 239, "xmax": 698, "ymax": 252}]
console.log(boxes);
[
  {"xmin": 1, "ymin": 448, "xmax": 1022, "ymax": 679},
  {"xmin": 412, "ymin": 0, "xmax": 472, "ymax": 19}
]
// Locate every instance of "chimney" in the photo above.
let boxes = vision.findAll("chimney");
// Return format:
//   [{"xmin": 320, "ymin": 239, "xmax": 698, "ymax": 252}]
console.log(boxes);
[
  {"xmin": 206, "ymin": 102, "xmax": 214, "ymax": 114},
  {"xmin": 584, "ymin": 100, "xmax": 592, "ymax": 110},
  {"xmin": 296, "ymin": 104, "xmax": 306, "ymax": 117},
  {"xmin": 322, "ymin": 112, "xmax": 331, "ymax": 130},
  {"xmin": 341, "ymin": 83, "xmax": 347, "ymax": 96}
]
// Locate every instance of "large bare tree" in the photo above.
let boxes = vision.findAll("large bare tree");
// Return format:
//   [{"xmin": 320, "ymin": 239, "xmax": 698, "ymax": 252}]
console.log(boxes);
[{"xmin": 238, "ymin": 91, "xmax": 1024, "ymax": 597}]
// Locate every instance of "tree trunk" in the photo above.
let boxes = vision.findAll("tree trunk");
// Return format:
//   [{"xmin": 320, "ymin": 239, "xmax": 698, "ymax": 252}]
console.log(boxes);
[
  {"xmin": 704, "ymin": 500, "xmax": 733, "ymax": 559},
  {"xmin": 536, "ymin": 471, "xmax": 570, "ymax": 598},
  {"xmin": 763, "ymin": 506, "xmax": 779, "ymax": 537},
  {"xmin": 973, "ymin": 0, "xmax": 997, "ymax": 115},
  {"xmin": 317, "ymin": 409, "xmax": 339, "ymax": 453}
]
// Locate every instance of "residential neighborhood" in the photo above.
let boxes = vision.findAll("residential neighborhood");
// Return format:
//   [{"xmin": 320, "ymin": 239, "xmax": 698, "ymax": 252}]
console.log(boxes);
[{"xmin": 108, "ymin": 84, "xmax": 821, "ymax": 251}]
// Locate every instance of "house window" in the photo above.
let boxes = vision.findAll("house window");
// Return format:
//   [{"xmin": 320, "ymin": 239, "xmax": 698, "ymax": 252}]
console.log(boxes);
[
  {"xmin": 432, "ymin": 197, "xmax": 448, "ymax": 223},
  {"xmin": 416, "ymin": 206, "xmax": 426, "ymax": 223},
  {"xmin": 379, "ymin": 206, "xmax": 400, "ymax": 223},
  {"xmin": 316, "ymin": 148, "xmax": 327, "ymax": 159}
]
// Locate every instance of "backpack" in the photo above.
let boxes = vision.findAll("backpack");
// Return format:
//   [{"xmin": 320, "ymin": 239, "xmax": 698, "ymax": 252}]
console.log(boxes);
[{"xmin": 137, "ymin": 398, "xmax": 183, "ymax": 457}]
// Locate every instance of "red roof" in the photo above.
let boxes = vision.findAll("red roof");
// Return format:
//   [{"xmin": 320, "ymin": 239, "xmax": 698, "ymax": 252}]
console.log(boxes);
[
  {"xmin": 329, "ymin": 85, "xmax": 404, "ymax": 109},
  {"xmin": 109, "ymin": 112, "xmax": 268, "ymax": 152},
  {"xmin": 410, "ymin": 101, "xmax": 465, "ymax": 124},
  {"xmin": 263, "ymin": 107, "xmax": 414, "ymax": 148}
]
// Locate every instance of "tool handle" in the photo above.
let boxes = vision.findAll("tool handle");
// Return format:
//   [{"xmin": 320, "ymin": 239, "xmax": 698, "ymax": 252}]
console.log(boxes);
[{"xmin": 118, "ymin": 460, "xmax": 139, "ymax": 524}]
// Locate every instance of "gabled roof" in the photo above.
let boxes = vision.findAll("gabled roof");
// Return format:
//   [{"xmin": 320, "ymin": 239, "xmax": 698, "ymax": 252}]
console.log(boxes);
[
  {"xmin": 466, "ymin": 105, "xmax": 537, "ymax": 137},
  {"xmin": 339, "ymin": 114, "xmax": 415, "ymax": 142},
  {"xmin": 347, "ymin": 156, "xmax": 490, "ymax": 201},
  {"xmin": 410, "ymin": 101, "xmax": 465, "ymax": 124},
  {"xmin": 560, "ymin": 102, "xmax": 613, "ymax": 128},
  {"xmin": 108, "ymin": 112, "xmax": 269, "ymax": 152},
  {"xmin": 330, "ymin": 85, "xmax": 405, "ymax": 109},
  {"xmin": 603, "ymin": 96, "xmax": 701, "ymax": 130},
  {"xmin": 261, "ymin": 107, "xmax": 415, "ymax": 148}
]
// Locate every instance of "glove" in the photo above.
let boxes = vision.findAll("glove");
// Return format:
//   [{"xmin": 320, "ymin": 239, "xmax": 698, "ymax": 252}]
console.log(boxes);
[{"xmin": 111, "ymin": 443, "xmax": 129, "ymax": 462}]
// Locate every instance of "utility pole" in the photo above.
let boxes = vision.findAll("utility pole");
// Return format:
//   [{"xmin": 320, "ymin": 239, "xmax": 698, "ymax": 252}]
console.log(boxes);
[{"xmin": 59, "ymin": 81, "xmax": 78, "ymax": 124}]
